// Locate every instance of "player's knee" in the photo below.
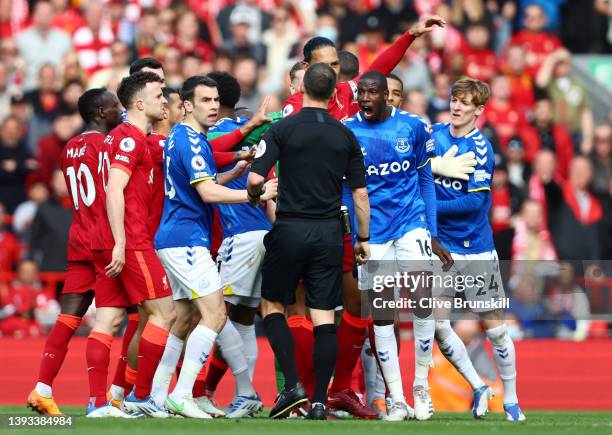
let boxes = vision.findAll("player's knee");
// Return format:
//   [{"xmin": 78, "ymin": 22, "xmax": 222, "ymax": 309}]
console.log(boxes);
[
  {"xmin": 485, "ymin": 323, "xmax": 508, "ymax": 346},
  {"xmin": 207, "ymin": 310, "xmax": 227, "ymax": 333},
  {"xmin": 435, "ymin": 319, "xmax": 453, "ymax": 341}
]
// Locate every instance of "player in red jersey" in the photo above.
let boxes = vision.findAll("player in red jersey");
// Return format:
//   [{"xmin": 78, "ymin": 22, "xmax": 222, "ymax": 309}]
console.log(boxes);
[
  {"xmin": 89, "ymin": 72, "xmax": 175, "ymax": 417},
  {"xmin": 27, "ymin": 88, "xmax": 122, "ymax": 416},
  {"xmin": 281, "ymin": 16, "xmax": 446, "ymax": 419}
]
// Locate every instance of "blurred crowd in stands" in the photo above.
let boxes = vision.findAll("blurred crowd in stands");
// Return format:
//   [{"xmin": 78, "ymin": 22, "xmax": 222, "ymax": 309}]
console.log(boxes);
[{"xmin": 0, "ymin": 0, "xmax": 610, "ymax": 338}]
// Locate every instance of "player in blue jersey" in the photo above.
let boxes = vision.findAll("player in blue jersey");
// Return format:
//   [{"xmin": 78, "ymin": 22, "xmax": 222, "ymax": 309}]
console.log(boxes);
[
  {"xmin": 204, "ymin": 71, "xmax": 278, "ymax": 416},
  {"xmin": 431, "ymin": 79, "xmax": 525, "ymax": 422},
  {"xmin": 151, "ymin": 76, "xmax": 277, "ymax": 418},
  {"xmin": 344, "ymin": 71, "xmax": 453, "ymax": 421}
]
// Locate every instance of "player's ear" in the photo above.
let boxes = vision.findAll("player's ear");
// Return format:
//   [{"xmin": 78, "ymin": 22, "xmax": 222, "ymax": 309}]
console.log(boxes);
[
  {"xmin": 475, "ymin": 105, "xmax": 485, "ymax": 117},
  {"xmin": 183, "ymin": 99, "xmax": 193, "ymax": 114},
  {"xmin": 135, "ymin": 97, "xmax": 145, "ymax": 112}
]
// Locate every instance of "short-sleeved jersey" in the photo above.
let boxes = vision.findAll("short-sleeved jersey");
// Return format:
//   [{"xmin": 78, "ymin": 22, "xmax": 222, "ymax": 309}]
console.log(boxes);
[
  {"xmin": 208, "ymin": 117, "xmax": 271, "ymax": 238},
  {"xmin": 91, "ymin": 122, "xmax": 154, "ymax": 251},
  {"xmin": 154, "ymin": 123, "xmax": 218, "ymax": 250},
  {"xmin": 147, "ymin": 132, "xmax": 166, "ymax": 238},
  {"xmin": 343, "ymin": 107, "xmax": 435, "ymax": 244},
  {"xmin": 432, "ymin": 123, "xmax": 495, "ymax": 254},
  {"xmin": 60, "ymin": 131, "xmax": 106, "ymax": 261},
  {"xmin": 282, "ymin": 79, "xmax": 359, "ymax": 122}
]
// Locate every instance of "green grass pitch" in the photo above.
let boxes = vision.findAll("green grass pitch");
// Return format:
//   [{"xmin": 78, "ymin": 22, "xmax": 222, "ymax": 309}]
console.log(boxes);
[{"xmin": 1, "ymin": 407, "xmax": 611, "ymax": 435}]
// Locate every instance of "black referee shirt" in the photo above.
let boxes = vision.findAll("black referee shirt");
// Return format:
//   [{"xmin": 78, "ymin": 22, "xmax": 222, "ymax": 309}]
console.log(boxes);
[{"xmin": 251, "ymin": 107, "xmax": 366, "ymax": 219}]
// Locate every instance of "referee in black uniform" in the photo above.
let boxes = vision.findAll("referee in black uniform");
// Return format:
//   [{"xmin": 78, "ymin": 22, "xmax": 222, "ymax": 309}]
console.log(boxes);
[{"xmin": 247, "ymin": 63, "xmax": 371, "ymax": 420}]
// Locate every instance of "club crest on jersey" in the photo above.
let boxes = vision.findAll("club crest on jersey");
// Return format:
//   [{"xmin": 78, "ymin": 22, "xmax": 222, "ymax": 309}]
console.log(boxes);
[
  {"xmin": 255, "ymin": 140, "xmax": 266, "ymax": 158},
  {"xmin": 395, "ymin": 137, "xmax": 410, "ymax": 153},
  {"xmin": 191, "ymin": 155, "xmax": 206, "ymax": 171},
  {"xmin": 119, "ymin": 137, "xmax": 135, "ymax": 152}
]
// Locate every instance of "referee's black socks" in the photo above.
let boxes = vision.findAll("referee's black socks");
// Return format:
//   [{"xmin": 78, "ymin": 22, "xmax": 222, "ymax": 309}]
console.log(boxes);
[
  {"xmin": 264, "ymin": 313, "xmax": 299, "ymax": 390},
  {"xmin": 312, "ymin": 323, "xmax": 338, "ymax": 405}
]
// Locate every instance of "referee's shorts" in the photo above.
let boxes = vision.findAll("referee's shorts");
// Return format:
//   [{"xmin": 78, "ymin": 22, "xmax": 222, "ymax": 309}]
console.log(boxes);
[{"xmin": 261, "ymin": 216, "xmax": 343, "ymax": 310}]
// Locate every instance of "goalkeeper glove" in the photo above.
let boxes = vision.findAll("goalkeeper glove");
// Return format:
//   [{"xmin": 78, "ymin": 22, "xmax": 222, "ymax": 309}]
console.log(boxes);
[{"xmin": 430, "ymin": 145, "xmax": 476, "ymax": 181}]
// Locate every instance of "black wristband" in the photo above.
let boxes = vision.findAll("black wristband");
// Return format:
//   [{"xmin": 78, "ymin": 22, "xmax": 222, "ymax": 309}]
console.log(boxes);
[
  {"xmin": 357, "ymin": 234, "xmax": 370, "ymax": 242},
  {"xmin": 247, "ymin": 190, "xmax": 261, "ymax": 201}
]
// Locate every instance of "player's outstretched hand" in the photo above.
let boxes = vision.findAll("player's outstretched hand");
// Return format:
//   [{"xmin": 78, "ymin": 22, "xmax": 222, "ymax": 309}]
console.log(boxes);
[
  {"xmin": 355, "ymin": 241, "xmax": 370, "ymax": 265},
  {"xmin": 431, "ymin": 145, "xmax": 476, "ymax": 181},
  {"xmin": 246, "ymin": 96, "xmax": 273, "ymax": 129},
  {"xmin": 410, "ymin": 15, "xmax": 446, "ymax": 37},
  {"xmin": 234, "ymin": 148, "xmax": 256, "ymax": 163},
  {"xmin": 261, "ymin": 178, "xmax": 278, "ymax": 201},
  {"xmin": 106, "ymin": 244, "xmax": 125, "ymax": 277},
  {"xmin": 432, "ymin": 237, "xmax": 453, "ymax": 272}
]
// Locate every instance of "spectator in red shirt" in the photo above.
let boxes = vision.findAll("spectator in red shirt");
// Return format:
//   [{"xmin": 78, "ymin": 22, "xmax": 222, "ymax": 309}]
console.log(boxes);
[
  {"xmin": 482, "ymin": 74, "xmax": 527, "ymax": 150},
  {"xmin": 521, "ymin": 97, "xmax": 574, "ymax": 180},
  {"xmin": 35, "ymin": 109, "xmax": 79, "ymax": 183},
  {"xmin": 0, "ymin": 260, "xmax": 43, "ymax": 338},
  {"xmin": 508, "ymin": 3, "xmax": 562, "ymax": 78},
  {"xmin": 0, "ymin": 202, "xmax": 21, "ymax": 272},
  {"xmin": 51, "ymin": 0, "xmax": 85, "ymax": 35},
  {"xmin": 173, "ymin": 10, "xmax": 214, "ymax": 63},
  {"xmin": 72, "ymin": 0, "xmax": 114, "ymax": 77},
  {"xmin": 459, "ymin": 21, "xmax": 498, "ymax": 83},
  {"xmin": 502, "ymin": 44, "xmax": 536, "ymax": 116}
]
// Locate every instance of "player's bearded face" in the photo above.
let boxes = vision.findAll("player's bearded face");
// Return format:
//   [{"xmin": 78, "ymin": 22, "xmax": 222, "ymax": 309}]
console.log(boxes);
[
  {"xmin": 192, "ymin": 85, "xmax": 219, "ymax": 129},
  {"xmin": 310, "ymin": 46, "xmax": 341, "ymax": 78},
  {"xmin": 144, "ymin": 81, "xmax": 167, "ymax": 122}
]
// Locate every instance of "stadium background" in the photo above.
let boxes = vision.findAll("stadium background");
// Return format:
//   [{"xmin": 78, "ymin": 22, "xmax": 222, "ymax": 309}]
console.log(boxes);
[{"xmin": 0, "ymin": 0, "xmax": 611, "ymax": 412}]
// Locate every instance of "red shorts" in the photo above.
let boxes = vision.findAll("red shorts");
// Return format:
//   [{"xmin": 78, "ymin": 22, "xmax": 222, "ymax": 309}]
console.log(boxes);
[
  {"xmin": 342, "ymin": 235, "xmax": 353, "ymax": 273},
  {"xmin": 63, "ymin": 261, "xmax": 96, "ymax": 294},
  {"xmin": 92, "ymin": 249, "xmax": 172, "ymax": 307}
]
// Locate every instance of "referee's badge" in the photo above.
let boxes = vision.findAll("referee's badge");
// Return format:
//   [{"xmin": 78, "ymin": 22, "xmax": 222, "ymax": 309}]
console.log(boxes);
[
  {"xmin": 191, "ymin": 155, "xmax": 206, "ymax": 170},
  {"xmin": 255, "ymin": 140, "xmax": 266, "ymax": 158}
]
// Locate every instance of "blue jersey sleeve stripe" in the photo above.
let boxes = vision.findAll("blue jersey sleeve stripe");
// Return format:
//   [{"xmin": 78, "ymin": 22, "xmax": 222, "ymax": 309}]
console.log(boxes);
[
  {"xmin": 417, "ymin": 157, "xmax": 433, "ymax": 169},
  {"xmin": 467, "ymin": 187, "xmax": 491, "ymax": 193},
  {"xmin": 190, "ymin": 176, "xmax": 215, "ymax": 185}
]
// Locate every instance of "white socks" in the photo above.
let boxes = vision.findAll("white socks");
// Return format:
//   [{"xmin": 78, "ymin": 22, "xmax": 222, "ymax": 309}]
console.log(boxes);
[
  {"xmin": 435, "ymin": 320, "xmax": 485, "ymax": 390},
  {"xmin": 486, "ymin": 324, "xmax": 518, "ymax": 404},
  {"xmin": 151, "ymin": 333, "xmax": 184, "ymax": 407},
  {"xmin": 109, "ymin": 384, "xmax": 125, "ymax": 402},
  {"xmin": 374, "ymin": 324, "xmax": 405, "ymax": 404},
  {"xmin": 217, "ymin": 321, "xmax": 255, "ymax": 397},
  {"xmin": 232, "ymin": 321, "xmax": 258, "ymax": 380},
  {"xmin": 35, "ymin": 382, "xmax": 52, "ymax": 398},
  {"xmin": 170, "ymin": 325, "xmax": 216, "ymax": 402},
  {"xmin": 413, "ymin": 318, "xmax": 435, "ymax": 389}
]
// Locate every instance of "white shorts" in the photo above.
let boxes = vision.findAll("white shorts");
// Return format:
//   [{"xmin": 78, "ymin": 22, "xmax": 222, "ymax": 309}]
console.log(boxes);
[
  {"xmin": 358, "ymin": 227, "xmax": 433, "ymax": 291},
  {"xmin": 157, "ymin": 246, "xmax": 222, "ymax": 301},
  {"xmin": 217, "ymin": 230, "xmax": 267, "ymax": 308},
  {"xmin": 433, "ymin": 249, "xmax": 506, "ymax": 313}
]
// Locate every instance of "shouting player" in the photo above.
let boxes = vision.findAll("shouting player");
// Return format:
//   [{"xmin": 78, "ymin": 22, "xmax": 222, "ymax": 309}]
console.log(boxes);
[
  {"xmin": 431, "ymin": 79, "xmax": 525, "ymax": 422},
  {"xmin": 344, "ymin": 71, "xmax": 453, "ymax": 421},
  {"xmin": 152, "ymin": 76, "xmax": 276, "ymax": 418},
  {"xmin": 27, "ymin": 88, "xmax": 122, "ymax": 416},
  {"xmin": 282, "ymin": 16, "xmax": 446, "ymax": 419}
]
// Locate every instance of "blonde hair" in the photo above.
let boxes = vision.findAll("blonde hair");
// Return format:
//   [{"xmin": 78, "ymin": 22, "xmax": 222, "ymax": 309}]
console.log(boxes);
[{"xmin": 451, "ymin": 79, "xmax": 490, "ymax": 106}]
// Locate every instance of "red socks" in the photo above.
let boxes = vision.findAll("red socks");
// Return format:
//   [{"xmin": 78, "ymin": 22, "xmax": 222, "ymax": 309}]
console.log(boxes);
[
  {"xmin": 86, "ymin": 331, "xmax": 113, "ymax": 407},
  {"xmin": 38, "ymin": 314, "xmax": 82, "ymax": 387},
  {"xmin": 288, "ymin": 315, "xmax": 315, "ymax": 397},
  {"xmin": 203, "ymin": 352, "xmax": 227, "ymax": 397},
  {"xmin": 330, "ymin": 311, "xmax": 369, "ymax": 393},
  {"xmin": 112, "ymin": 312, "xmax": 139, "ymax": 392},
  {"xmin": 134, "ymin": 322, "xmax": 168, "ymax": 399}
]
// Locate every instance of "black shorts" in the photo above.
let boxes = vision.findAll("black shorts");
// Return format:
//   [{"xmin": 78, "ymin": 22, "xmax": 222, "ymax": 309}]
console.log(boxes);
[{"xmin": 261, "ymin": 217, "xmax": 343, "ymax": 310}]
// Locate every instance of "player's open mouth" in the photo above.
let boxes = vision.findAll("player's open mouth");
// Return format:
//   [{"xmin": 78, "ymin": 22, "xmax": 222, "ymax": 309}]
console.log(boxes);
[{"xmin": 361, "ymin": 105, "xmax": 374, "ymax": 117}]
